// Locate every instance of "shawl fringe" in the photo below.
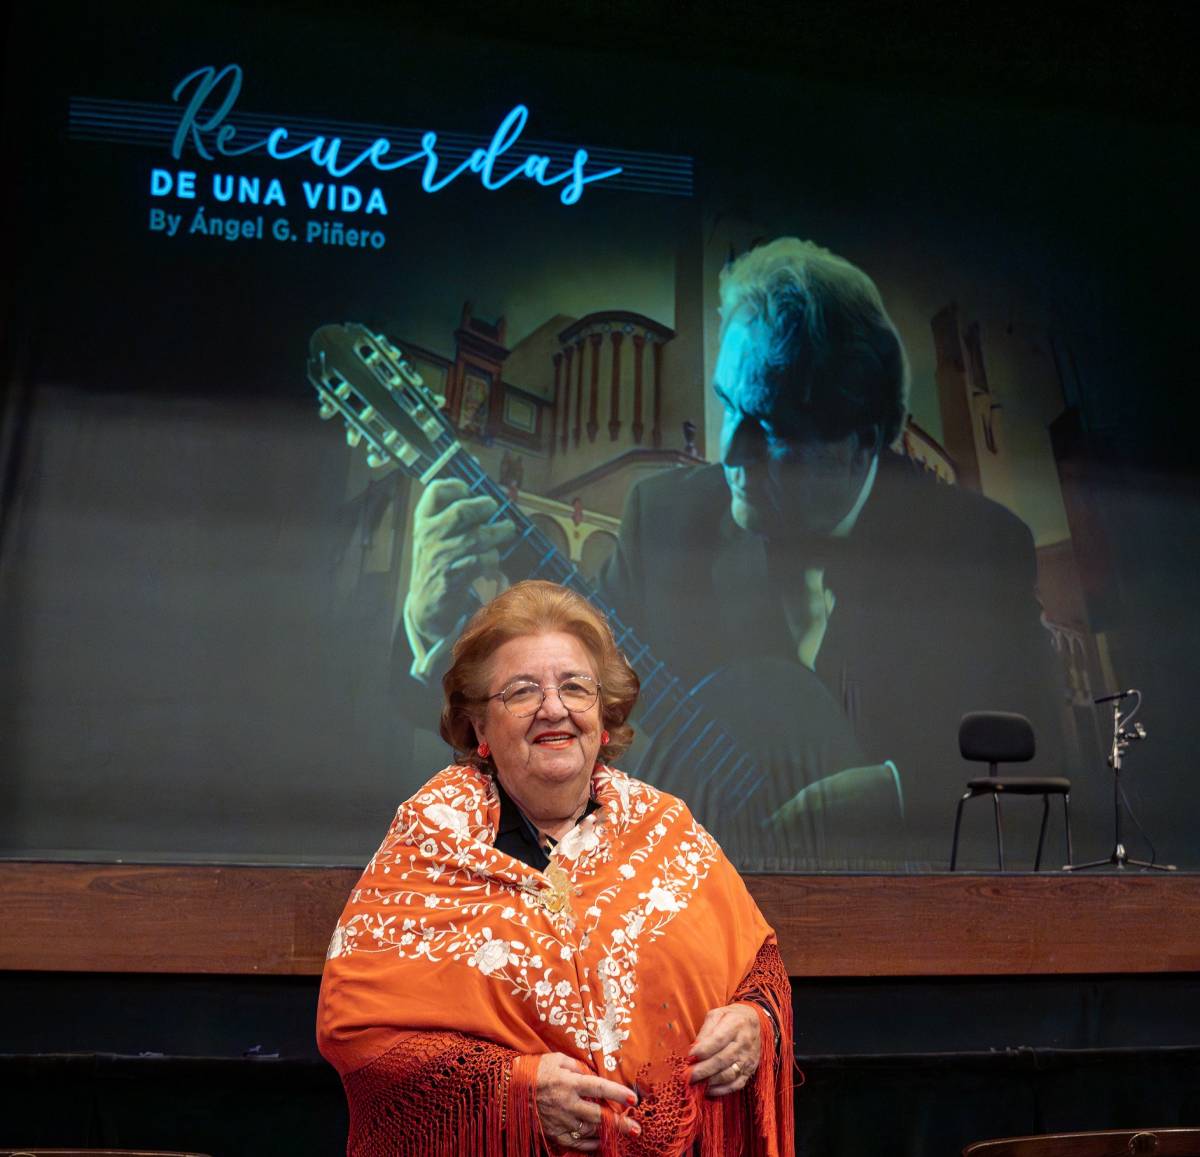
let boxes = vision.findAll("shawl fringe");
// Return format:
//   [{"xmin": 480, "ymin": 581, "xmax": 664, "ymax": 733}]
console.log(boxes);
[
  {"xmin": 509, "ymin": 1052, "xmax": 544, "ymax": 1156},
  {"xmin": 336, "ymin": 947, "xmax": 795, "ymax": 1156},
  {"xmin": 596, "ymin": 941, "xmax": 797, "ymax": 1157},
  {"xmin": 340, "ymin": 1031, "xmax": 544, "ymax": 1157}
]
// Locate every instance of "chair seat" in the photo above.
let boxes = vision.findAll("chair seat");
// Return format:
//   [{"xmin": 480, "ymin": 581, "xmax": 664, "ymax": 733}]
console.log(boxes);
[{"xmin": 966, "ymin": 776, "xmax": 1071, "ymax": 794}]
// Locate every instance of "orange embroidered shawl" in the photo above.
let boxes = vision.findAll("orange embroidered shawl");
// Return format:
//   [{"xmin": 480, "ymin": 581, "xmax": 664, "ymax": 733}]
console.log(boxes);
[{"xmin": 317, "ymin": 763, "xmax": 794, "ymax": 1156}]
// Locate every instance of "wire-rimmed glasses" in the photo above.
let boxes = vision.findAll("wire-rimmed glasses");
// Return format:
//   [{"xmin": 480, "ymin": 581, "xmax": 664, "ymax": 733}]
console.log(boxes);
[{"xmin": 487, "ymin": 675, "xmax": 600, "ymax": 717}]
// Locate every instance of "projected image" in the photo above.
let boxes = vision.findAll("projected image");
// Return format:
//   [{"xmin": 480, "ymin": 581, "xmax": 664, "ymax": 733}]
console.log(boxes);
[
  {"xmin": 1, "ymin": 1, "xmax": 1191, "ymax": 871},
  {"xmin": 314, "ymin": 237, "xmax": 1070, "ymax": 870}
]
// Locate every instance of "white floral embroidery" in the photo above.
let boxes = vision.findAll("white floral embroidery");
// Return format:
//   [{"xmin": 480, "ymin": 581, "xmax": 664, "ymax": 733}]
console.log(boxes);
[
  {"xmin": 423, "ymin": 803, "xmax": 469, "ymax": 833},
  {"xmin": 596, "ymin": 1013, "xmax": 624, "ymax": 1056},
  {"xmin": 471, "ymin": 937, "xmax": 511, "ymax": 975},
  {"xmin": 557, "ymin": 820, "xmax": 600, "ymax": 860},
  {"xmin": 327, "ymin": 924, "xmax": 346, "ymax": 959}
]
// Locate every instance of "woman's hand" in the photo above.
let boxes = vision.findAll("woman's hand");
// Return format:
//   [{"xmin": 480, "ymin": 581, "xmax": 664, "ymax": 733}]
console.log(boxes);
[
  {"xmin": 686, "ymin": 1002, "xmax": 762, "ymax": 1097},
  {"xmin": 534, "ymin": 1052, "xmax": 642, "ymax": 1152}
]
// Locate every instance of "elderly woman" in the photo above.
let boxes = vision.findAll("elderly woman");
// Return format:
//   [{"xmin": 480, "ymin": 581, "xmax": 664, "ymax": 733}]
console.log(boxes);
[{"xmin": 318, "ymin": 580, "xmax": 793, "ymax": 1156}]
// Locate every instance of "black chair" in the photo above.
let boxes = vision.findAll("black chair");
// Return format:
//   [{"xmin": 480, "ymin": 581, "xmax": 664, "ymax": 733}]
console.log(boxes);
[
  {"xmin": 949, "ymin": 711, "xmax": 1073, "ymax": 871},
  {"xmin": 962, "ymin": 1126, "xmax": 1200, "ymax": 1155}
]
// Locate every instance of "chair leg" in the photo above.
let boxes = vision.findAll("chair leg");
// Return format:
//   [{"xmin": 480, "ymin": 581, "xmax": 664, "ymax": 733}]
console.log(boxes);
[
  {"xmin": 950, "ymin": 793, "xmax": 971, "ymax": 870},
  {"xmin": 1063, "ymin": 792, "xmax": 1073, "ymax": 867},
  {"xmin": 1034, "ymin": 794, "xmax": 1050, "ymax": 871},
  {"xmin": 993, "ymin": 793, "xmax": 1005, "ymax": 870}
]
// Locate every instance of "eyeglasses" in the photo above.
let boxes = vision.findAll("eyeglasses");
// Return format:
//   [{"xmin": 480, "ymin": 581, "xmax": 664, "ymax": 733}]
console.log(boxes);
[{"xmin": 487, "ymin": 675, "xmax": 601, "ymax": 717}]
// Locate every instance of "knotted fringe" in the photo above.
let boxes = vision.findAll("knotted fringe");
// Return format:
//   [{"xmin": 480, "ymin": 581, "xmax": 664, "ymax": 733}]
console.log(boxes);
[
  {"xmin": 736, "ymin": 941, "xmax": 798, "ymax": 1157},
  {"xmin": 691, "ymin": 1007, "xmax": 792, "ymax": 1157},
  {"xmin": 508, "ymin": 1052, "xmax": 543, "ymax": 1157},
  {"xmin": 341, "ymin": 944, "xmax": 796, "ymax": 1155},
  {"xmin": 612, "ymin": 1043, "xmax": 780, "ymax": 1157},
  {"xmin": 598, "ymin": 1103, "xmax": 622, "ymax": 1153},
  {"xmin": 594, "ymin": 940, "xmax": 796, "ymax": 1156},
  {"xmin": 697, "ymin": 940, "xmax": 797, "ymax": 1157},
  {"xmin": 342, "ymin": 1032, "xmax": 555, "ymax": 1157},
  {"xmin": 601, "ymin": 1055, "xmax": 699, "ymax": 1157}
]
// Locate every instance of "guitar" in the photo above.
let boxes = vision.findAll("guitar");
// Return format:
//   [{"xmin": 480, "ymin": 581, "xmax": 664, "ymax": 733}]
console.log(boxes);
[{"xmin": 307, "ymin": 322, "xmax": 905, "ymax": 867}]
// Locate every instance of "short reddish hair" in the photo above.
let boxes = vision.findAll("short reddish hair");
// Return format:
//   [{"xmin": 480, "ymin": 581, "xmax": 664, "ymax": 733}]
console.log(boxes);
[{"xmin": 440, "ymin": 580, "xmax": 639, "ymax": 770}]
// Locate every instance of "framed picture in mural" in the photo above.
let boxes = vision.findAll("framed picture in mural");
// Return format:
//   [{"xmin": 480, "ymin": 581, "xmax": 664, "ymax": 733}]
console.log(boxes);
[{"xmin": 460, "ymin": 367, "xmax": 492, "ymax": 436}]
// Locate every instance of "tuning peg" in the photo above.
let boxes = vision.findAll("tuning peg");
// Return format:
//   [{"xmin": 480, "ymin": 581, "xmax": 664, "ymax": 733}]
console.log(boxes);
[
  {"xmin": 359, "ymin": 405, "xmax": 377, "ymax": 423},
  {"xmin": 318, "ymin": 400, "xmax": 337, "ymax": 419},
  {"xmin": 412, "ymin": 406, "xmax": 441, "ymax": 439},
  {"xmin": 346, "ymin": 427, "xmax": 363, "ymax": 448},
  {"xmin": 366, "ymin": 451, "xmax": 388, "ymax": 468},
  {"xmin": 397, "ymin": 360, "xmax": 425, "ymax": 389}
]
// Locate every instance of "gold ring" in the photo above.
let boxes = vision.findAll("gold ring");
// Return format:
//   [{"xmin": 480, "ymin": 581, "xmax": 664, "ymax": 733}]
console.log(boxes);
[
  {"xmin": 731, "ymin": 1061, "xmax": 742, "ymax": 1075},
  {"xmin": 570, "ymin": 1129, "xmax": 582, "ymax": 1141}
]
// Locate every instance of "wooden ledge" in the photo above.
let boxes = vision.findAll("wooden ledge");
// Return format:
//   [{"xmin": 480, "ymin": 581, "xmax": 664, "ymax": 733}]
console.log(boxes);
[{"xmin": 1, "ymin": 863, "xmax": 1198, "ymax": 977}]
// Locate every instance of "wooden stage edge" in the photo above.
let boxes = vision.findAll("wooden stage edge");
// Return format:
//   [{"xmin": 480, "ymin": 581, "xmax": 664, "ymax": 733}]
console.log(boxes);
[{"xmin": 2, "ymin": 863, "xmax": 1199, "ymax": 978}]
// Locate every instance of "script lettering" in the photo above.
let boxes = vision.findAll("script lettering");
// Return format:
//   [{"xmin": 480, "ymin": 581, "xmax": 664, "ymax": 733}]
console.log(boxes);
[{"xmin": 169, "ymin": 65, "xmax": 622, "ymax": 205}]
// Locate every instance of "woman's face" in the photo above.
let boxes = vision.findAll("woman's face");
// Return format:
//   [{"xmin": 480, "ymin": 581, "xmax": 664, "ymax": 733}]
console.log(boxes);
[{"xmin": 473, "ymin": 631, "xmax": 603, "ymax": 805}]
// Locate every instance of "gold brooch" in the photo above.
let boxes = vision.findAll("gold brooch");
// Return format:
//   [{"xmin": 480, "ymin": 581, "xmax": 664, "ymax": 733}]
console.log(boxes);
[{"xmin": 530, "ymin": 861, "xmax": 576, "ymax": 917}]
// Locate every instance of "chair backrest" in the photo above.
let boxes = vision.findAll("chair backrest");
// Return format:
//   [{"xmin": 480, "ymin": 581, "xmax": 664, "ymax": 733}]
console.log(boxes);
[
  {"xmin": 959, "ymin": 711, "xmax": 1035, "ymax": 767},
  {"xmin": 0, "ymin": 1150, "xmax": 212, "ymax": 1156},
  {"xmin": 962, "ymin": 1127, "xmax": 1200, "ymax": 1156}
]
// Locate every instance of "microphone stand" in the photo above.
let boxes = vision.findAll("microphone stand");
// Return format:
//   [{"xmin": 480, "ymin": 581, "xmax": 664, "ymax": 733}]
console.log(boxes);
[{"xmin": 1065, "ymin": 693, "xmax": 1175, "ymax": 872}]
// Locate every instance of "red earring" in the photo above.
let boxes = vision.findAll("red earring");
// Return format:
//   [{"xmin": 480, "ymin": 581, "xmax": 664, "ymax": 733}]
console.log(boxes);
[
  {"xmin": 600, "ymin": 730, "xmax": 610, "ymax": 746},
  {"xmin": 477, "ymin": 742, "xmax": 490, "ymax": 758}
]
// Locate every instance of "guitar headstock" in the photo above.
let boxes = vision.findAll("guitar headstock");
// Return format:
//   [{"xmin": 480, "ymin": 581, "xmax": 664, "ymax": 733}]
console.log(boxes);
[{"xmin": 307, "ymin": 323, "xmax": 459, "ymax": 481}]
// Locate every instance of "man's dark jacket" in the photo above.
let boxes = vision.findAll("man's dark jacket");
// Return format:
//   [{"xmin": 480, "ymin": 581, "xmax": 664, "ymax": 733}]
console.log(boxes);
[{"xmin": 595, "ymin": 452, "xmax": 1063, "ymax": 866}]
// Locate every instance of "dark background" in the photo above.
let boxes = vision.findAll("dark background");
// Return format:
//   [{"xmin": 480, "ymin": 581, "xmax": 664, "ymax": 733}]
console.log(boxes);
[{"xmin": 3, "ymin": 970, "xmax": 1200, "ymax": 1156}]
